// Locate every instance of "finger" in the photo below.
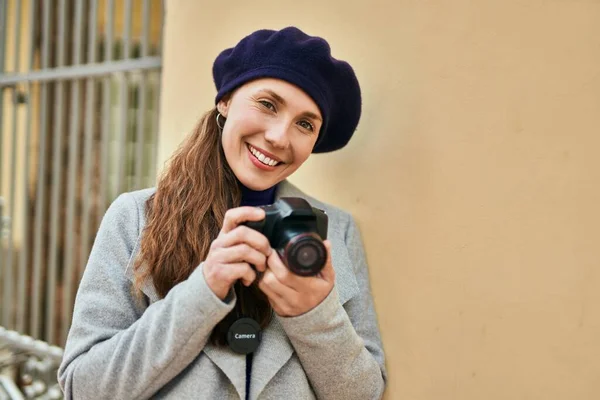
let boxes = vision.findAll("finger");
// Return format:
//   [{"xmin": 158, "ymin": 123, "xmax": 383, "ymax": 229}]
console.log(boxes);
[
  {"xmin": 221, "ymin": 207, "xmax": 265, "ymax": 234},
  {"xmin": 258, "ymin": 282, "xmax": 289, "ymax": 317},
  {"xmin": 216, "ymin": 262, "xmax": 257, "ymax": 287},
  {"xmin": 266, "ymin": 249, "xmax": 300, "ymax": 289},
  {"xmin": 216, "ymin": 226, "xmax": 272, "ymax": 262},
  {"xmin": 239, "ymin": 264, "xmax": 258, "ymax": 287},
  {"xmin": 257, "ymin": 274, "xmax": 283, "ymax": 301},
  {"xmin": 259, "ymin": 270, "xmax": 299, "ymax": 317},
  {"xmin": 257, "ymin": 283, "xmax": 286, "ymax": 316},
  {"xmin": 217, "ymin": 244, "xmax": 267, "ymax": 270},
  {"xmin": 259, "ymin": 269, "xmax": 297, "ymax": 299},
  {"xmin": 319, "ymin": 240, "xmax": 336, "ymax": 283}
]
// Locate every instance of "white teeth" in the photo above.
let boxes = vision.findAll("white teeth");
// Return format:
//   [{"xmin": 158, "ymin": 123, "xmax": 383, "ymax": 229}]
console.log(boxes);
[{"xmin": 249, "ymin": 145, "xmax": 280, "ymax": 167}]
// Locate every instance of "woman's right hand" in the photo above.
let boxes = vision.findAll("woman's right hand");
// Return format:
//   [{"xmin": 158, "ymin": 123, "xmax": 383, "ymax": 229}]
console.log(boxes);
[{"xmin": 203, "ymin": 206, "xmax": 272, "ymax": 300}]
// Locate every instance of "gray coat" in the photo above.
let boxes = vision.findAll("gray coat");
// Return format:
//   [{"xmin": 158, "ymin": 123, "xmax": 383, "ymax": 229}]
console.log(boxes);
[{"xmin": 58, "ymin": 180, "xmax": 387, "ymax": 399}]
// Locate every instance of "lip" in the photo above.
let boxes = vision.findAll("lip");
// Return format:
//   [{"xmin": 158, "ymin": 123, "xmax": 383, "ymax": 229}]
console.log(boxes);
[
  {"xmin": 247, "ymin": 143, "xmax": 284, "ymax": 163},
  {"xmin": 246, "ymin": 144, "xmax": 280, "ymax": 171}
]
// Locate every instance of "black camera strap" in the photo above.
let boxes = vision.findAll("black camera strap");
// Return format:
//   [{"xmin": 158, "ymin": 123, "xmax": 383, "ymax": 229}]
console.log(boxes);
[{"xmin": 226, "ymin": 284, "xmax": 262, "ymax": 355}]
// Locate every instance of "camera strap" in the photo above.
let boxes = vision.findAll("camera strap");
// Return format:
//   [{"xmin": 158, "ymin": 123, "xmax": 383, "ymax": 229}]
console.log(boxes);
[{"xmin": 226, "ymin": 284, "xmax": 262, "ymax": 354}]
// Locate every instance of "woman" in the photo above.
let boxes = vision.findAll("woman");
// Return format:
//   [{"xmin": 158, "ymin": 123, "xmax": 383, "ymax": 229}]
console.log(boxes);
[{"xmin": 58, "ymin": 27, "xmax": 387, "ymax": 399}]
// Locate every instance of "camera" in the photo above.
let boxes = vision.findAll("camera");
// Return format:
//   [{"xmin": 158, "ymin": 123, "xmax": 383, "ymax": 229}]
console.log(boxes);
[{"xmin": 242, "ymin": 197, "xmax": 328, "ymax": 276}]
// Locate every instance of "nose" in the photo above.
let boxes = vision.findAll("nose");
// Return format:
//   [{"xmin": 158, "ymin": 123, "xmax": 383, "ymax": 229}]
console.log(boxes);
[{"xmin": 264, "ymin": 122, "xmax": 291, "ymax": 150}]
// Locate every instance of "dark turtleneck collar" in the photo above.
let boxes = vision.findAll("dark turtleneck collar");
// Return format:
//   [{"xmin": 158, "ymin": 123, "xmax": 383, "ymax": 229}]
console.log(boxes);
[{"xmin": 239, "ymin": 181, "xmax": 277, "ymax": 207}]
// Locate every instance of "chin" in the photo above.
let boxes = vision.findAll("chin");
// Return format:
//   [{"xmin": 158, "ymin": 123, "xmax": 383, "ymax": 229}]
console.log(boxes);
[{"xmin": 236, "ymin": 173, "xmax": 277, "ymax": 191}]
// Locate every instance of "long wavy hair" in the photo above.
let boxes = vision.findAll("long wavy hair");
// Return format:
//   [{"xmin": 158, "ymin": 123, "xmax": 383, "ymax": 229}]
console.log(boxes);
[{"xmin": 133, "ymin": 107, "xmax": 272, "ymax": 345}]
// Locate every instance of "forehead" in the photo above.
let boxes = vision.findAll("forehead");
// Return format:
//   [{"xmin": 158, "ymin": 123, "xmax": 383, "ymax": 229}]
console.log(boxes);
[{"xmin": 236, "ymin": 78, "xmax": 321, "ymax": 116}]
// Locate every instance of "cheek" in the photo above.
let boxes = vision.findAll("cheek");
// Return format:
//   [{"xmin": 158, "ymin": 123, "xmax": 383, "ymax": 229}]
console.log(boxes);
[
  {"xmin": 220, "ymin": 129, "xmax": 243, "ymax": 167},
  {"xmin": 296, "ymin": 149, "xmax": 311, "ymax": 164},
  {"xmin": 220, "ymin": 129, "xmax": 235, "ymax": 156},
  {"xmin": 231, "ymin": 111, "xmax": 265, "ymax": 135},
  {"xmin": 223, "ymin": 116, "xmax": 265, "ymax": 149}
]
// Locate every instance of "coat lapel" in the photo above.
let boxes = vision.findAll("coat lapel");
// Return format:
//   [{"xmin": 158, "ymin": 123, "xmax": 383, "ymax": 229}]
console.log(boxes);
[
  {"xmin": 202, "ymin": 343, "xmax": 247, "ymax": 398},
  {"xmin": 244, "ymin": 317, "xmax": 294, "ymax": 398}
]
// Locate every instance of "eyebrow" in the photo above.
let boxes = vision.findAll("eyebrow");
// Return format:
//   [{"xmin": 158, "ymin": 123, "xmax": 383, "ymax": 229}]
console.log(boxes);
[{"xmin": 258, "ymin": 89, "xmax": 323, "ymax": 122}]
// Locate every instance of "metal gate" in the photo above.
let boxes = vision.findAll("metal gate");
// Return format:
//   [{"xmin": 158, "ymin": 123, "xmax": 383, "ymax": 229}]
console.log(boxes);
[{"xmin": 0, "ymin": 0, "xmax": 163, "ymax": 360}]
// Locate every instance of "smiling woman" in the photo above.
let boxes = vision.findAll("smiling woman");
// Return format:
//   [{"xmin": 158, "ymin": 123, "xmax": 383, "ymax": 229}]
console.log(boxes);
[
  {"xmin": 58, "ymin": 27, "xmax": 386, "ymax": 400},
  {"xmin": 219, "ymin": 79, "xmax": 322, "ymax": 190}
]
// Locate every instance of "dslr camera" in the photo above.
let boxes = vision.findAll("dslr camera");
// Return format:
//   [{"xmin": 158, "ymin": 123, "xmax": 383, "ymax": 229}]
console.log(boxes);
[{"xmin": 243, "ymin": 197, "xmax": 328, "ymax": 276}]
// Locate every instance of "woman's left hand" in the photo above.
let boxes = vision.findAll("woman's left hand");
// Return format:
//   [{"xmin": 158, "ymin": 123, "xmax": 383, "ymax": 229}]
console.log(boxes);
[{"xmin": 258, "ymin": 240, "xmax": 335, "ymax": 317}]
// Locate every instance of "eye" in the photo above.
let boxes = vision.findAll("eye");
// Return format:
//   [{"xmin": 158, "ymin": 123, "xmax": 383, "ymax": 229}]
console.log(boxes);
[
  {"xmin": 259, "ymin": 100, "xmax": 276, "ymax": 111},
  {"xmin": 297, "ymin": 120, "xmax": 314, "ymax": 132}
]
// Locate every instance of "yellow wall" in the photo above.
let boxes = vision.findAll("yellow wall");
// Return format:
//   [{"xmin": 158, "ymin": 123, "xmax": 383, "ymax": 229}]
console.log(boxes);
[{"xmin": 158, "ymin": 1, "xmax": 600, "ymax": 398}]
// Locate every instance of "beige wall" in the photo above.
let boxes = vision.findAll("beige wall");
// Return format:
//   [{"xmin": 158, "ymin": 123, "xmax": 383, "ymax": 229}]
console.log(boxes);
[{"xmin": 158, "ymin": 1, "xmax": 600, "ymax": 398}]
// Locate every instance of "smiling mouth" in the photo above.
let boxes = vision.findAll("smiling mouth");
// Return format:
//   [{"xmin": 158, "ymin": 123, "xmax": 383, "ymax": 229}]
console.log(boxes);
[{"xmin": 247, "ymin": 143, "xmax": 283, "ymax": 167}]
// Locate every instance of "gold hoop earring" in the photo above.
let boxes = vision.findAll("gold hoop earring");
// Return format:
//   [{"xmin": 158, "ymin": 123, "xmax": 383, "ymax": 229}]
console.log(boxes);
[{"xmin": 216, "ymin": 112, "xmax": 226, "ymax": 130}]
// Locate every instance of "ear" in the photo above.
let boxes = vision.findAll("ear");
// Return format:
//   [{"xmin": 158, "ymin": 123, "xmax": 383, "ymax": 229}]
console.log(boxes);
[{"xmin": 217, "ymin": 95, "xmax": 232, "ymax": 117}]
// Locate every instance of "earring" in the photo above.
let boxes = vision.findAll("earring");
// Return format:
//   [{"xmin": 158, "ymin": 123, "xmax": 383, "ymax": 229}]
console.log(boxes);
[{"xmin": 216, "ymin": 112, "xmax": 226, "ymax": 130}]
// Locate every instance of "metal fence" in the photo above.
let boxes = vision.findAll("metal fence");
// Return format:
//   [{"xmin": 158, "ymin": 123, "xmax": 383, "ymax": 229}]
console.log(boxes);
[{"xmin": 0, "ymin": 0, "xmax": 163, "ymax": 361}]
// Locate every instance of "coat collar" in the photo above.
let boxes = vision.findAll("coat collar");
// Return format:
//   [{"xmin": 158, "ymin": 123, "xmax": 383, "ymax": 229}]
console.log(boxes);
[{"xmin": 125, "ymin": 180, "xmax": 359, "ymax": 399}]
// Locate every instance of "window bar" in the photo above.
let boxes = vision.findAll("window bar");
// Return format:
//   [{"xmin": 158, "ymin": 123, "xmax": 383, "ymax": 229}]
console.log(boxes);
[
  {"xmin": 149, "ymin": 6, "xmax": 164, "ymax": 185},
  {"xmin": 80, "ymin": 0, "xmax": 98, "ymax": 284},
  {"xmin": 114, "ymin": 0, "xmax": 133, "ymax": 196},
  {"xmin": 0, "ymin": 57, "xmax": 162, "ymax": 86},
  {"xmin": 17, "ymin": 0, "xmax": 37, "ymax": 334},
  {"xmin": 62, "ymin": 0, "xmax": 85, "ymax": 346},
  {"xmin": 98, "ymin": 0, "xmax": 114, "ymax": 228},
  {"xmin": 31, "ymin": 0, "xmax": 52, "ymax": 340},
  {"xmin": 46, "ymin": 0, "xmax": 68, "ymax": 345},
  {"xmin": 0, "ymin": 0, "xmax": 6, "ymax": 178},
  {"xmin": 4, "ymin": 0, "xmax": 23, "ymax": 330},
  {"xmin": 0, "ymin": 0, "xmax": 8, "ymax": 328},
  {"xmin": 134, "ymin": 0, "xmax": 150, "ymax": 190}
]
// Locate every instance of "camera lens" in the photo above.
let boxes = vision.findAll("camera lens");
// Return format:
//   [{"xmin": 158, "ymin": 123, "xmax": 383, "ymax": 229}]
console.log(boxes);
[
  {"xmin": 284, "ymin": 234, "xmax": 327, "ymax": 276},
  {"xmin": 296, "ymin": 243, "xmax": 319, "ymax": 268}
]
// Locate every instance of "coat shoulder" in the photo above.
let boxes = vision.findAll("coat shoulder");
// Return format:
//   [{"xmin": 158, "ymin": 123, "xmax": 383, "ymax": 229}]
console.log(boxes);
[{"xmin": 109, "ymin": 187, "xmax": 156, "ymax": 228}]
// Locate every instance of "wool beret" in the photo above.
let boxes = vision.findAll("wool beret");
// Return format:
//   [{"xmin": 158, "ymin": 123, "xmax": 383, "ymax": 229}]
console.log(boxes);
[{"xmin": 213, "ymin": 26, "xmax": 361, "ymax": 153}]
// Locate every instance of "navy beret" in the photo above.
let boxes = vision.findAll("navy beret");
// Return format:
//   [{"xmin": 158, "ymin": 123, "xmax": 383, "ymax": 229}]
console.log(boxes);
[{"xmin": 213, "ymin": 27, "xmax": 361, "ymax": 153}]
